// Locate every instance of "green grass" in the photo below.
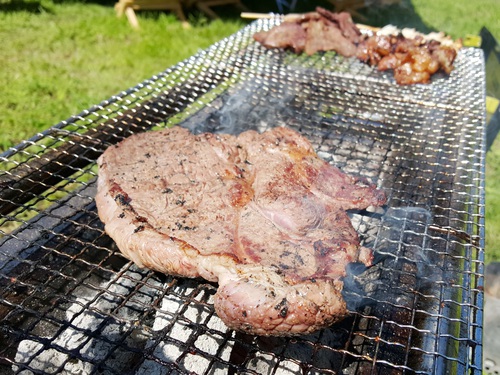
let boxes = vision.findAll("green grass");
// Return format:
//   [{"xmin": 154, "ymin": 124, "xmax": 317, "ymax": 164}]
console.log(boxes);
[
  {"xmin": 1, "ymin": 0, "xmax": 500, "ymax": 260},
  {"xmin": 486, "ymin": 137, "xmax": 500, "ymax": 263},
  {"xmin": 361, "ymin": 0, "xmax": 500, "ymax": 40},
  {"xmin": 0, "ymin": 1, "xmax": 245, "ymax": 150}
]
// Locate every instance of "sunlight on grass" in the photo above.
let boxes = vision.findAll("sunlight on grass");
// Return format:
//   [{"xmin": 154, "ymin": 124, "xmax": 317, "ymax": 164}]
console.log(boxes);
[
  {"xmin": 0, "ymin": 2, "xmax": 244, "ymax": 151},
  {"xmin": 411, "ymin": 0, "xmax": 500, "ymax": 39},
  {"xmin": 362, "ymin": 0, "xmax": 499, "ymax": 40},
  {"xmin": 486, "ymin": 137, "xmax": 500, "ymax": 262}
]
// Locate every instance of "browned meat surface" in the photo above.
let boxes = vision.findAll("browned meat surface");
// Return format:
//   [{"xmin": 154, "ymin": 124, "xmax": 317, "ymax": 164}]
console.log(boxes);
[
  {"xmin": 304, "ymin": 17, "xmax": 357, "ymax": 56},
  {"xmin": 96, "ymin": 126, "xmax": 386, "ymax": 336},
  {"xmin": 429, "ymin": 44, "xmax": 457, "ymax": 74},
  {"xmin": 357, "ymin": 34, "xmax": 457, "ymax": 85},
  {"xmin": 377, "ymin": 52, "xmax": 403, "ymax": 70},
  {"xmin": 316, "ymin": 7, "xmax": 361, "ymax": 44},
  {"xmin": 253, "ymin": 22, "xmax": 307, "ymax": 54},
  {"xmin": 356, "ymin": 35, "xmax": 394, "ymax": 65},
  {"xmin": 394, "ymin": 62, "xmax": 431, "ymax": 85}
]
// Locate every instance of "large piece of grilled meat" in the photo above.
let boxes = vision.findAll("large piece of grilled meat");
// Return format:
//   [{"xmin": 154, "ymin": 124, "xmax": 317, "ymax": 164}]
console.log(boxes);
[{"xmin": 96, "ymin": 126, "xmax": 386, "ymax": 336}]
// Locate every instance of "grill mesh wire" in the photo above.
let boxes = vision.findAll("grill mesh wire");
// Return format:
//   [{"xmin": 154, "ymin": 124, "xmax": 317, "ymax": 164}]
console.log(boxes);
[{"xmin": 0, "ymin": 18, "xmax": 485, "ymax": 374}]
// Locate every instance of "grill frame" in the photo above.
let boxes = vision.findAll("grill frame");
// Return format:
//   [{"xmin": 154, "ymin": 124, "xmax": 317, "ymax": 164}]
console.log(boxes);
[{"xmin": 0, "ymin": 17, "xmax": 485, "ymax": 374}]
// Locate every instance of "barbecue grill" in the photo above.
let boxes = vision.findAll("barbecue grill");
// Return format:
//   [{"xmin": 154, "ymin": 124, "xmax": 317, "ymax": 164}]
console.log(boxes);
[{"xmin": 0, "ymin": 17, "xmax": 485, "ymax": 374}]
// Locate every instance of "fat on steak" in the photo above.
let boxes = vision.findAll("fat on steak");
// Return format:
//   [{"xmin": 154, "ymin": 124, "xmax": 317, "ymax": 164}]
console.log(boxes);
[{"xmin": 96, "ymin": 126, "xmax": 386, "ymax": 336}]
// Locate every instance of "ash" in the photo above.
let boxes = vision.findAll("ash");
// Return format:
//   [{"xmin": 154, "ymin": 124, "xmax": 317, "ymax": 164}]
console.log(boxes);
[
  {"xmin": 13, "ymin": 262, "xmax": 348, "ymax": 374},
  {"xmin": 14, "ymin": 265, "xmax": 160, "ymax": 374},
  {"xmin": 12, "ymin": 262, "xmax": 325, "ymax": 374}
]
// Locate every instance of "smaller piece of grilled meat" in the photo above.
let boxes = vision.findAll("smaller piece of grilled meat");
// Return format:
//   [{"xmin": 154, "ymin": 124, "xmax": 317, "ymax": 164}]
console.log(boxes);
[
  {"xmin": 357, "ymin": 35, "xmax": 457, "ymax": 84},
  {"xmin": 253, "ymin": 7, "xmax": 359, "ymax": 56},
  {"xmin": 254, "ymin": 8, "xmax": 458, "ymax": 85}
]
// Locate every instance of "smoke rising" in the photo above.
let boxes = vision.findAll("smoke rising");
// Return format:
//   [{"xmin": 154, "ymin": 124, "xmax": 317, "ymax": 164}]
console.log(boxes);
[
  {"xmin": 343, "ymin": 207, "xmax": 436, "ymax": 312},
  {"xmin": 182, "ymin": 80, "xmax": 297, "ymax": 135}
]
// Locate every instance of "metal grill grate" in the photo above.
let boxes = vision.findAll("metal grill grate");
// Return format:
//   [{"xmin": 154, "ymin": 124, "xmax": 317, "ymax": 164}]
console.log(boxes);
[{"xmin": 0, "ymin": 17, "xmax": 485, "ymax": 374}]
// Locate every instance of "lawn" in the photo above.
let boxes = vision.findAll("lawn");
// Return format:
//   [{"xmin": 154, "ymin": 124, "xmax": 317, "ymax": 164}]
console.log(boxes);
[
  {"xmin": 1, "ymin": 0, "xmax": 499, "ymax": 260},
  {"xmin": 0, "ymin": 1, "xmax": 245, "ymax": 150}
]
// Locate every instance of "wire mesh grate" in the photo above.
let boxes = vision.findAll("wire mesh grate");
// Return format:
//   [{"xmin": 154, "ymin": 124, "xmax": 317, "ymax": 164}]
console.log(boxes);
[{"xmin": 0, "ymin": 17, "xmax": 485, "ymax": 374}]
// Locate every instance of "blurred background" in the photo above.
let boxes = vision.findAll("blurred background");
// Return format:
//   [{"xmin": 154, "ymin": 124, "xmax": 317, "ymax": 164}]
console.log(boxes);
[{"xmin": 0, "ymin": 0, "xmax": 499, "ymax": 261}]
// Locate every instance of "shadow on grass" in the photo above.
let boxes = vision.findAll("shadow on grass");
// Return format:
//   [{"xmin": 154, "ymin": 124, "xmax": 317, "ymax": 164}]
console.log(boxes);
[
  {"xmin": 0, "ymin": 0, "xmax": 114, "ymax": 12},
  {"xmin": 0, "ymin": 0, "xmax": 434, "ymax": 34},
  {"xmin": 0, "ymin": 0, "xmax": 53, "ymax": 13},
  {"xmin": 204, "ymin": 0, "xmax": 436, "ymax": 33},
  {"xmin": 359, "ymin": 0, "xmax": 435, "ymax": 33},
  {"xmin": 51, "ymin": 0, "xmax": 116, "ymax": 5},
  {"xmin": 116, "ymin": 0, "xmax": 437, "ymax": 35}
]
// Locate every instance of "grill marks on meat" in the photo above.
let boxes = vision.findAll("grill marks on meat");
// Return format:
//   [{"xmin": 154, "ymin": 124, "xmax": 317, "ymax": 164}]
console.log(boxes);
[
  {"xmin": 96, "ymin": 126, "xmax": 386, "ymax": 335},
  {"xmin": 253, "ymin": 7, "xmax": 458, "ymax": 85}
]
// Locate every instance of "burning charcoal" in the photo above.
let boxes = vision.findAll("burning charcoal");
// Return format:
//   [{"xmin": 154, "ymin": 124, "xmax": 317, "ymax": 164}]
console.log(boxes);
[{"xmin": 13, "ymin": 267, "xmax": 161, "ymax": 373}]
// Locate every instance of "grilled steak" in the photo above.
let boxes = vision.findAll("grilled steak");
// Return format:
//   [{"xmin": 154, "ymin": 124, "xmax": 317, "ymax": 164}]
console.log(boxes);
[{"xmin": 96, "ymin": 126, "xmax": 386, "ymax": 336}]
